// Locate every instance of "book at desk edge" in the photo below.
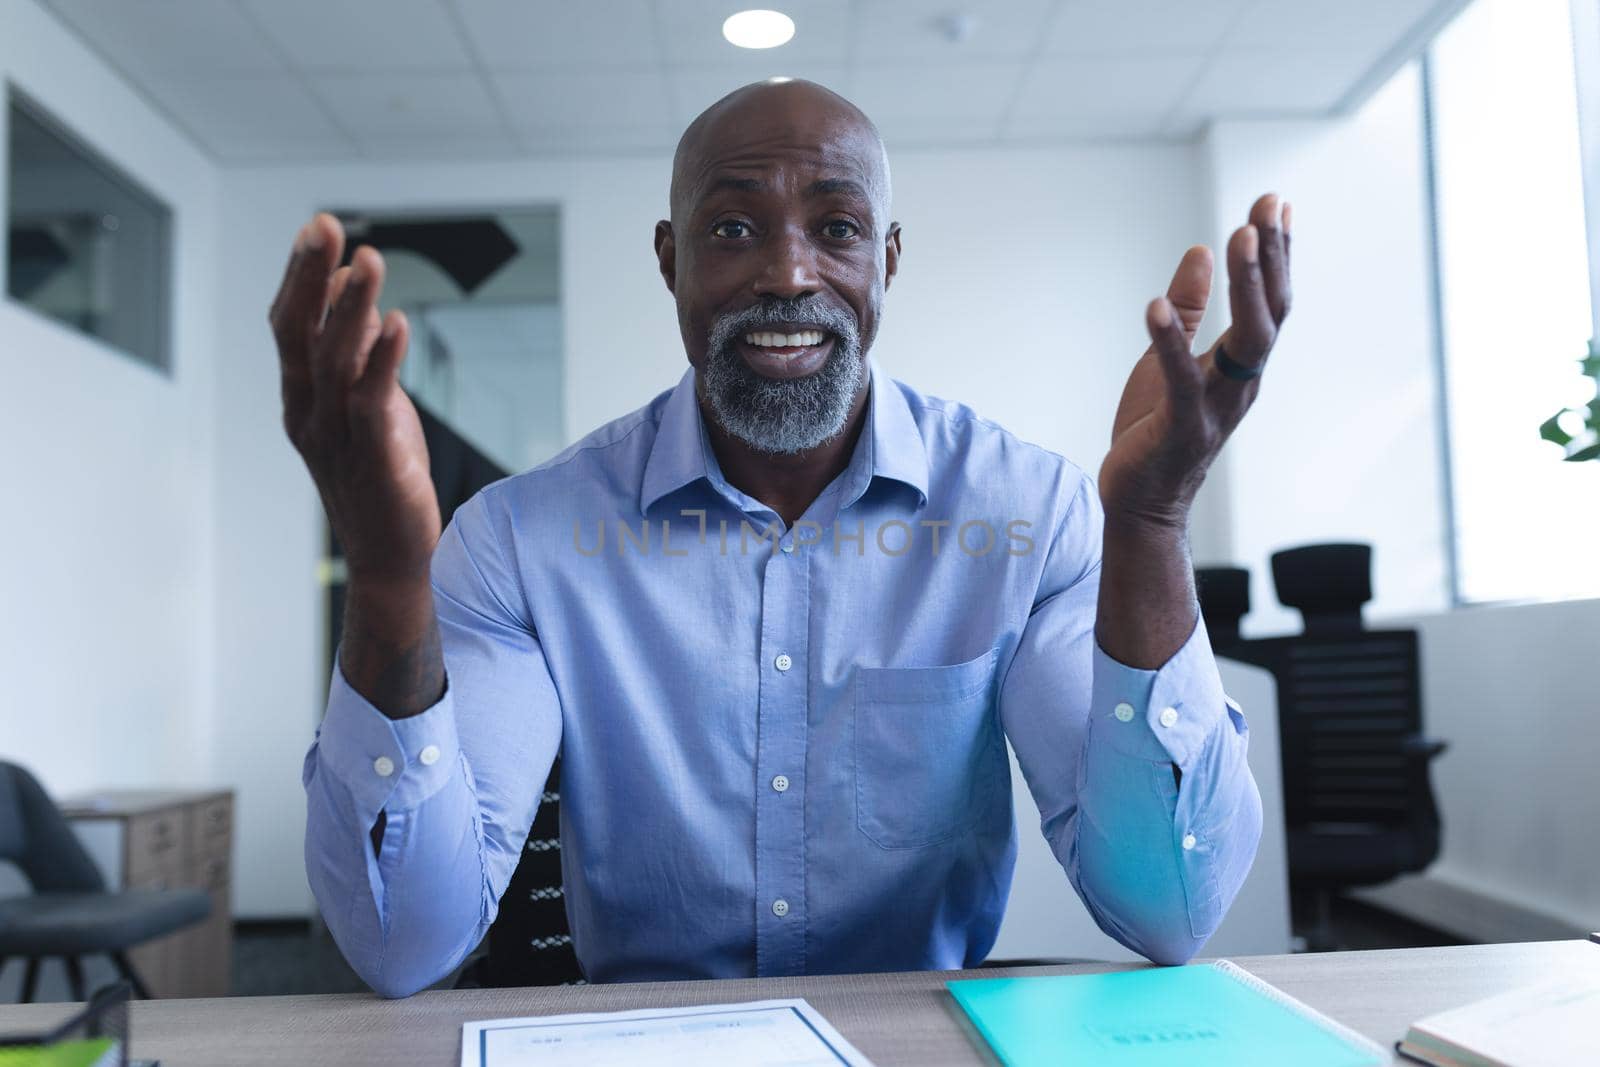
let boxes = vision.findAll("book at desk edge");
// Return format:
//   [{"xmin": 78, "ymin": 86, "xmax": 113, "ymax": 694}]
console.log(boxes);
[
  {"xmin": 1396, "ymin": 972, "xmax": 1600, "ymax": 1067},
  {"xmin": 947, "ymin": 960, "xmax": 1388, "ymax": 1067}
]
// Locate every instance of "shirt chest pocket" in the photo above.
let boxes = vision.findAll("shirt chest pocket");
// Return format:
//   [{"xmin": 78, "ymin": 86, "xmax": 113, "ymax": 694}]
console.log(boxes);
[{"xmin": 853, "ymin": 647, "xmax": 1004, "ymax": 850}]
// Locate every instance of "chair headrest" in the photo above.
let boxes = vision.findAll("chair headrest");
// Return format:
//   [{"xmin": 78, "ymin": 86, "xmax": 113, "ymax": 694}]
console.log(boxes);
[
  {"xmin": 1195, "ymin": 566, "xmax": 1250, "ymax": 643},
  {"xmin": 1270, "ymin": 543, "xmax": 1372, "ymax": 633}
]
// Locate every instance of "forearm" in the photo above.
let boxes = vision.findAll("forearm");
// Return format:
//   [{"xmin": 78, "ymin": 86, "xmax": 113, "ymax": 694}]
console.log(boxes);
[
  {"xmin": 302, "ymin": 667, "xmax": 494, "ymax": 998},
  {"xmin": 339, "ymin": 578, "xmax": 446, "ymax": 719},
  {"xmin": 1095, "ymin": 514, "xmax": 1197, "ymax": 669}
]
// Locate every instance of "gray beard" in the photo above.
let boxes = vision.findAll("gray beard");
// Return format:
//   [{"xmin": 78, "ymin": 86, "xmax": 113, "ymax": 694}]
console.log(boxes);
[{"xmin": 699, "ymin": 297, "xmax": 865, "ymax": 455}]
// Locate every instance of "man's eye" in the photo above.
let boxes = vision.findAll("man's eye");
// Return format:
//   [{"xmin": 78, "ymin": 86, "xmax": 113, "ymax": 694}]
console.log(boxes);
[
  {"xmin": 823, "ymin": 220, "xmax": 859, "ymax": 240},
  {"xmin": 712, "ymin": 221, "xmax": 752, "ymax": 239}
]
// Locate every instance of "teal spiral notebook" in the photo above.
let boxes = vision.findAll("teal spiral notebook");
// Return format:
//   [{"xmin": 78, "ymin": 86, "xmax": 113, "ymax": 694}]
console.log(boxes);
[{"xmin": 948, "ymin": 961, "xmax": 1388, "ymax": 1067}]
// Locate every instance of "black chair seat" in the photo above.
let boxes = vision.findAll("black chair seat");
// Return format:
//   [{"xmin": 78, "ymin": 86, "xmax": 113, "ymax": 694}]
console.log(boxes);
[{"xmin": 0, "ymin": 888, "xmax": 210, "ymax": 956}]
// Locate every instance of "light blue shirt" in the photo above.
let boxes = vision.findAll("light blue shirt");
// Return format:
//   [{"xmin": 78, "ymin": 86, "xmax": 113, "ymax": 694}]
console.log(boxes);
[{"xmin": 303, "ymin": 362, "xmax": 1262, "ymax": 998}]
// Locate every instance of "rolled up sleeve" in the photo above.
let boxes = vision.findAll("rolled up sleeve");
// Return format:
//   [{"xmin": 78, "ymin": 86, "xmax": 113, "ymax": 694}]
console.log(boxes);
[
  {"xmin": 1000, "ymin": 474, "xmax": 1261, "ymax": 965},
  {"xmin": 302, "ymin": 490, "xmax": 562, "ymax": 998}
]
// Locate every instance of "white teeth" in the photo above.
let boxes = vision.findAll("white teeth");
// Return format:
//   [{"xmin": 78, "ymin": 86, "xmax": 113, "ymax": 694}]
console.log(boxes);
[{"xmin": 743, "ymin": 329, "xmax": 827, "ymax": 348}]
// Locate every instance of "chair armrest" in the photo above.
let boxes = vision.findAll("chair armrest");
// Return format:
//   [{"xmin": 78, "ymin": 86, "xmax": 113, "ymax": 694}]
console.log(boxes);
[{"xmin": 1401, "ymin": 735, "xmax": 1448, "ymax": 760}]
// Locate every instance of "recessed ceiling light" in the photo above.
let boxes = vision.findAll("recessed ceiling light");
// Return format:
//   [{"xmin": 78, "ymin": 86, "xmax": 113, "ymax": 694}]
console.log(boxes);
[{"xmin": 722, "ymin": 9, "xmax": 795, "ymax": 49}]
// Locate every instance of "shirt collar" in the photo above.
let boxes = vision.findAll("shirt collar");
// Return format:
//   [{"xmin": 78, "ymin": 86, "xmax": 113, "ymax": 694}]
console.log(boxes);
[{"xmin": 639, "ymin": 360, "xmax": 929, "ymax": 517}]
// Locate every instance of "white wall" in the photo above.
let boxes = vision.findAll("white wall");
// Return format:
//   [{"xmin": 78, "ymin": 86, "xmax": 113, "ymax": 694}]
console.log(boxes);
[
  {"xmin": 0, "ymin": 3, "xmax": 218, "ymax": 820},
  {"xmin": 1198, "ymin": 64, "xmax": 1452, "ymax": 634},
  {"xmin": 1406, "ymin": 599, "xmax": 1600, "ymax": 931},
  {"xmin": 214, "ymin": 140, "xmax": 1207, "ymax": 916}
]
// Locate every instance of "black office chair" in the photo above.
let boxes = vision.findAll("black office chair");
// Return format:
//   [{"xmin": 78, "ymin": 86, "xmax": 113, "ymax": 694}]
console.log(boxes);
[
  {"xmin": 454, "ymin": 759, "xmax": 583, "ymax": 988},
  {"xmin": 1198, "ymin": 545, "xmax": 1448, "ymax": 949},
  {"xmin": 0, "ymin": 761, "xmax": 210, "ymax": 1001}
]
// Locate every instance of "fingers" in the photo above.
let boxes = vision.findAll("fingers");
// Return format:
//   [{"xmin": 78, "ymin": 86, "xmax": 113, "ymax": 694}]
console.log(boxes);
[
  {"xmin": 311, "ymin": 244, "xmax": 388, "ymax": 419},
  {"xmin": 1146, "ymin": 297, "xmax": 1204, "ymax": 405},
  {"xmin": 1164, "ymin": 246, "xmax": 1215, "ymax": 342},
  {"xmin": 353, "ymin": 310, "xmax": 411, "ymax": 406},
  {"xmin": 1220, "ymin": 223, "xmax": 1275, "ymax": 373},
  {"xmin": 1250, "ymin": 193, "xmax": 1291, "ymax": 323},
  {"xmin": 270, "ymin": 214, "xmax": 345, "ymax": 420}
]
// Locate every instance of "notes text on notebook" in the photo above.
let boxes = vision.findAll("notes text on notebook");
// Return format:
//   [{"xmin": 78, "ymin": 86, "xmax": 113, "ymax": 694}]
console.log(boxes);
[{"xmin": 948, "ymin": 961, "xmax": 1386, "ymax": 1067}]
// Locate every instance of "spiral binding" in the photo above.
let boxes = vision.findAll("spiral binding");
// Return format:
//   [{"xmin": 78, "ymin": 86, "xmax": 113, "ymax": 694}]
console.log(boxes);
[{"xmin": 1212, "ymin": 960, "xmax": 1390, "ymax": 1062}]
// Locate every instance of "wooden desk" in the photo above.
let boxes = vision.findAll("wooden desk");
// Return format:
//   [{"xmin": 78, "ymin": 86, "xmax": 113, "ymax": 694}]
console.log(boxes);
[{"xmin": 0, "ymin": 941, "xmax": 1594, "ymax": 1065}]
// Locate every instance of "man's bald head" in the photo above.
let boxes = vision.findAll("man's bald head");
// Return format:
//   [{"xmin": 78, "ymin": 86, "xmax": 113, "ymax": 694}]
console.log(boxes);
[{"xmin": 669, "ymin": 79, "xmax": 892, "ymax": 228}]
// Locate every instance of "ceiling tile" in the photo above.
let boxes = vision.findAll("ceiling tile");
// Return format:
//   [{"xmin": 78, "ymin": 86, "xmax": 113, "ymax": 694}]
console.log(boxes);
[
  {"xmin": 493, "ymin": 69, "xmax": 674, "ymax": 131},
  {"xmin": 514, "ymin": 126, "xmax": 679, "ymax": 156},
  {"xmin": 139, "ymin": 75, "xmax": 348, "ymax": 158},
  {"xmin": 1045, "ymin": 0, "xmax": 1251, "ymax": 56},
  {"xmin": 308, "ymin": 72, "xmax": 507, "ymax": 136},
  {"xmin": 852, "ymin": 62, "xmax": 1021, "ymax": 125},
  {"xmin": 1009, "ymin": 53, "xmax": 1207, "ymax": 130},
  {"xmin": 238, "ymin": 0, "xmax": 473, "ymax": 72},
  {"xmin": 656, "ymin": 0, "xmax": 856, "ymax": 68},
  {"xmin": 42, "ymin": 0, "xmax": 284, "ymax": 77},
  {"xmin": 666, "ymin": 64, "xmax": 853, "ymax": 127},
  {"xmin": 454, "ymin": 0, "xmax": 660, "ymax": 70},
  {"xmin": 852, "ymin": 0, "xmax": 1057, "ymax": 61},
  {"xmin": 1227, "ymin": 0, "xmax": 1441, "ymax": 52},
  {"xmin": 874, "ymin": 117, "xmax": 1003, "ymax": 149},
  {"xmin": 352, "ymin": 133, "xmax": 531, "ymax": 161},
  {"xmin": 1174, "ymin": 48, "xmax": 1375, "ymax": 122}
]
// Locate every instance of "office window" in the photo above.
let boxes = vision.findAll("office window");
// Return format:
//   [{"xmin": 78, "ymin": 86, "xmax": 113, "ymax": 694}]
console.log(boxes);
[
  {"xmin": 1429, "ymin": 0, "xmax": 1600, "ymax": 604},
  {"xmin": 5, "ymin": 91, "xmax": 172, "ymax": 372}
]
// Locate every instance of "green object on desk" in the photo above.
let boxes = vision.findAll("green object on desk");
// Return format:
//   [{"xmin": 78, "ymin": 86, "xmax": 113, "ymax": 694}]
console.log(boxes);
[
  {"xmin": 948, "ymin": 961, "xmax": 1387, "ymax": 1067},
  {"xmin": 0, "ymin": 1039, "xmax": 118, "ymax": 1067}
]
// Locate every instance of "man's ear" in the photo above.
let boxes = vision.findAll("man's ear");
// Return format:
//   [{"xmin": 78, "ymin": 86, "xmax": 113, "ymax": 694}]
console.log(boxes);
[
  {"xmin": 654, "ymin": 220, "xmax": 677, "ymax": 294},
  {"xmin": 884, "ymin": 223, "xmax": 903, "ymax": 291}
]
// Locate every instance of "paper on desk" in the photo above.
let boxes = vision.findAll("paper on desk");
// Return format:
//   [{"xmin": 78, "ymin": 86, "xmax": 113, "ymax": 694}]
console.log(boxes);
[{"xmin": 460, "ymin": 997, "xmax": 875, "ymax": 1067}]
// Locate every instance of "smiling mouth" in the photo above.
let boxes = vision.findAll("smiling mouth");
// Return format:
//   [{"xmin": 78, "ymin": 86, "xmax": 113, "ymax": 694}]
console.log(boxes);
[{"xmin": 741, "ymin": 328, "xmax": 829, "ymax": 354}]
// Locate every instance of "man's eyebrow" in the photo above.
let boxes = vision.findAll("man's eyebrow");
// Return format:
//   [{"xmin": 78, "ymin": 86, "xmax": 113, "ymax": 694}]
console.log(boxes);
[
  {"xmin": 703, "ymin": 176, "xmax": 764, "ymax": 197},
  {"xmin": 807, "ymin": 177, "xmax": 868, "ymax": 200}
]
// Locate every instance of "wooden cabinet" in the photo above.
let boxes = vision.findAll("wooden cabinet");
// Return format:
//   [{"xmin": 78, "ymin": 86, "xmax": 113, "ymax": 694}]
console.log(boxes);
[{"xmin": 61, "ymin": 789, "xmax": 234, "ymax": 998}]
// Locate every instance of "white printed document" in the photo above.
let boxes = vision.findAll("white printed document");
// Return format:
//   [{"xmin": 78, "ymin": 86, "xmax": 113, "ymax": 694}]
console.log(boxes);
[{"xmin": 460, "ymin": 997, "xmax": 876, "ymax": 1066}]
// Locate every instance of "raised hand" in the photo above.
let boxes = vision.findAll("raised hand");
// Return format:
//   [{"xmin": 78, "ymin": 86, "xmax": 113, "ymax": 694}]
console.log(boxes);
[
  {"xmin": 270, "ymin": 213, "xmax": 440, "ymax": 587},
  {"xmin": 1092, "ymin": 194, "xmax": 1291, "ymax": 670},
  {"xmin": 1098, "ymin": 193, "xmax": 1292, "ymax": 527},
  {"xmin": 269, "ymin": 214, "xmax": 444, "ymax": 716}
]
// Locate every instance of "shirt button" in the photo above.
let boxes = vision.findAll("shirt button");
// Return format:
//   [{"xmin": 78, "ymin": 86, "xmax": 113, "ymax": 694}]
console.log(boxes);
[
  {"xmin": 771, "ymin": 898, "xmax": 789, "ymax": 917},
  {"xmin": 419, "ymin": 745, "xmax": 440, "ymax": 766},
  {"xmin": 774, "ymin": 653, "xmax": 792, "ymax": 672},
  {"xmin": 373, "ymin": 756, "xmax": 395, "ymax": 778},
  {"xmin": 1113, "ymin": 702, "xmax": 1135, "ymax": 723},
  {"xmin": 781, "ymin": 541, "xmax": 795, "ymax": 553},
  {"xmin": 1159, "ymin": 707, "xmax": 1180, "ymax": 728},
  {"xmin": 1182, "ymin": 833, "xmax": 1197, "ymax": 851},
  {"xmin": 771, "ymin": 774, "xmax": 789, "ymax": 793}
]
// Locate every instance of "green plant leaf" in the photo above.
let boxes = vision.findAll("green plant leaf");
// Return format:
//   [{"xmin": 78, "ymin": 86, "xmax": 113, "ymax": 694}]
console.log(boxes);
[
  {"xmin": 1566, "ymin": 442, "xmax": 1600, "ymax": 462},
  {"xmin": 1540, "ymin": 412, "xmax": 1575, "ymax": 446},
  {"xmin": 1582, "ymin": 337, "xmax": 1600, "ymax": 378}
]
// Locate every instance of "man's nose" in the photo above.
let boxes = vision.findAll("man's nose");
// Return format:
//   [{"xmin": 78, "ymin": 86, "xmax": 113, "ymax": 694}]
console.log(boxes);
[{"xmin": 753, "ymin": 225, "xmax": 820, "ymax": 299}]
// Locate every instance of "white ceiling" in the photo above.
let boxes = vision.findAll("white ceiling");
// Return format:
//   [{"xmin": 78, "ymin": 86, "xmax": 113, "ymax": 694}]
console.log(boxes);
[{"xmin": 38, "ymin": 0, "xmax": 1472, "ymax": 163}]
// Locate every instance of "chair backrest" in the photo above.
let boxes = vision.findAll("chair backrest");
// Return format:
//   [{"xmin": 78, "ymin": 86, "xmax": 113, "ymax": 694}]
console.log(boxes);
[
  {"xmin": 470, "ymin": 758, "xmax": 582, "ymax": 987},
  {"xmin": 0, "ymin": 761, "xmax": 107, "ymax": 892},
  {"xmin": 1222, "ymin": 631, "xmax": 1432, "ymax": 829}
]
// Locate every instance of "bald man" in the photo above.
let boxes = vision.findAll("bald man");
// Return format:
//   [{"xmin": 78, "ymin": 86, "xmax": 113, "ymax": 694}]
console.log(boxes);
[{"xmin": 276, "ymin": 80, "xmax": 1286, "ymax": 998}]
